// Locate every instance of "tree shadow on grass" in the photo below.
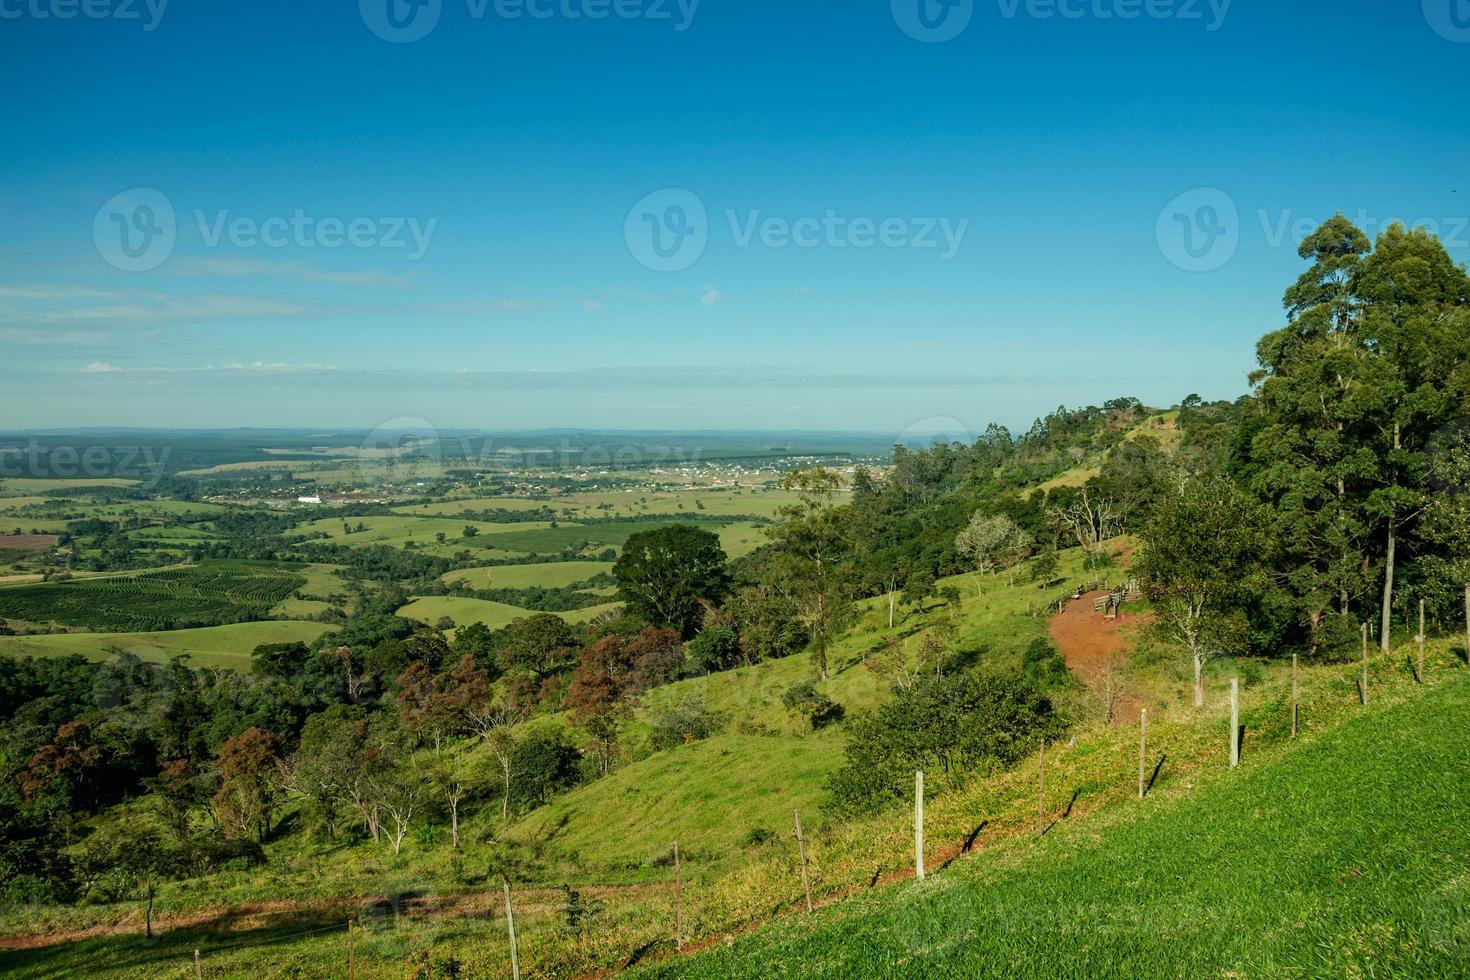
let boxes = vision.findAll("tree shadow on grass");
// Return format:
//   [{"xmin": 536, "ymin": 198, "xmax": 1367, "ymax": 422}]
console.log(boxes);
[{"xmin": 0, "ymin": 911, "xmax": 348, "ymax": 980}]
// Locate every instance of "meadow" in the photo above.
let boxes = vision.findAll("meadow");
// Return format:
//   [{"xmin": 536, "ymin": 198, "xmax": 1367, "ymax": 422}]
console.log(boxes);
[
  {"xmin": 396, "ymin": 595, "xmax": 621, "ymax": 631},
  {"xmin": 441, "ymin": 560, "xmax": 615, "ymax": 590},
  {"xmin": 0, "ymin": 621, "xmax": 334, "ymax": 670}
]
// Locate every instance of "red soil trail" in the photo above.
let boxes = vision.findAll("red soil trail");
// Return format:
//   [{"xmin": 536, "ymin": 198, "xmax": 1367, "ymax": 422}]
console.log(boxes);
[{"xmin": 1048, "ymin": 590, "xmax": 1150, "ymax": 725}]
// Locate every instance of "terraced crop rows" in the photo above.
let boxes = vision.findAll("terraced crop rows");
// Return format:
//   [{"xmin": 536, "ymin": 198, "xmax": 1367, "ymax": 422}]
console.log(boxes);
[{"xmin": 0, "ymin": 562, "xmax": 305, "ymax": 631}]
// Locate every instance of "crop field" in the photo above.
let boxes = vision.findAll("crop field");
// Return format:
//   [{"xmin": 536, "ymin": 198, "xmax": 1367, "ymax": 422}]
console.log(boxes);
[
  {"xmin": 393, "ymin": 497, "xmax": 562, "ymax": 517},
  {"xmin": 0, "ymin": 478, "xmax": 141, "ymax": 494},
  {"xmin": 441, "ymin": 560, "xmax": 614, "ymax": 590},
  {"xmin": 397, "ymin": 595, "xmax": 620, "ymax": 631},
  {"xmin": 473, "ymin": 520, "xmax": 736, "ymax": 557},
  {"xmin": 0, "ymin": 561, "xmax": 306, "ymax": 631},
  {"xmin": 0, "ymin": 535, "xmax": 58, "ymax": 551},
  {"xmin": 291, "ymin": 516, "xmax": 557, "ymax": 551},
  {"xmin": 0, "ymin": 621, "xmax": 334, "ymax": 670}
]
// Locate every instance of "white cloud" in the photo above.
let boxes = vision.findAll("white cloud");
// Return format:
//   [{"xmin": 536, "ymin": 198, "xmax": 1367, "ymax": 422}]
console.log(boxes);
[
  {"xmin": 169, "ymin": 257, "xmax": 414, "ymax": 287},
  {"xmin": 701, "ymin": 286, "xmax": 725, "ymax": 307}
]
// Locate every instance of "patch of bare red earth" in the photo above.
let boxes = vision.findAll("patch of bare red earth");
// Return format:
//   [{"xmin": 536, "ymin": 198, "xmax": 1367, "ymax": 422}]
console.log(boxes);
[{"xmin": 1048, "ymin": 590, "xmax": 1152, "ymax": 725}]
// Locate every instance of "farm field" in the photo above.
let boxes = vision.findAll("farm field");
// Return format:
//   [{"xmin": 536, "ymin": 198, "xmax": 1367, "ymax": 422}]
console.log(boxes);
[
  {"xmin": 0, "ymin": 478, "xmax": 140, "ymax": 494},
  {"xmin": 0, "ymin": 561, "xmax": 306, "ymax": 631},
  {"xmin": 396, "ymin": 595, "xmax": 620, "ymax": 631},
  {"xmin": 0, "ymin": 496, "xmax": 47, "ymax": 511},
  {"xmin": 393, "ymin": 497, "xmax": 562, "ymax": 517},
  {"xmin": 291, "ymin": 515, "xmax": 557, "ymax": 551},
  {"xmin": 402, "ymin": 489, "xmax": 804, "ymax": 521},
  {"xmin": 0, "ymin": 621, "xmax": 333, "ymax": 670},
  {"xmin": 441, "ymin": 560, "xmax": 614, "ymax": 590},
  {"xmin": 0, "ymin": 535, "xmax": 58, "ymax": 550},
  {"xmin": 450, "ymin": 520, "xmax": 728, "ymax": 557}
]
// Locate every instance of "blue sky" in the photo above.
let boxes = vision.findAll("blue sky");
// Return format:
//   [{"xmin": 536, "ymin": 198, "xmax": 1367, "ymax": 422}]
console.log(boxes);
[{"xmin": 2, "ymin": 0, "xmax": 1468, "ymax": 438}]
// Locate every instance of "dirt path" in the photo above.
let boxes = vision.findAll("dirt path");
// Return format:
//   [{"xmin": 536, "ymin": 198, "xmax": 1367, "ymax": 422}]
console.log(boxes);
[{"xmin": 1048, "ymin": 590, "xmax": 1148, "ymax": 725}]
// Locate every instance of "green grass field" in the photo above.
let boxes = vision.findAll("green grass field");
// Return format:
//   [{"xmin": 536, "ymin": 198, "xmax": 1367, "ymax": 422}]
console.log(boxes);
[
  {"xmin": 0, "ymin": 621, "xmax": 334, "ymax": 670},
  {"xmin": 396, "ymin": 595, "xmax": 620, "ymax": 631},
  {"xmin": 514, "ymin": 734, "xmax": 846, "ymax": 877},
  {"xmin": 291, "ymin": 516, "xmax": 557, "ymax": 552},
  {"xmin": 440, "ymin": 560, "xmax": 614, "ymax": 590},
  {"xmin": 645, "ymin": 672, "xmax": 1470, "ymax": 978}
]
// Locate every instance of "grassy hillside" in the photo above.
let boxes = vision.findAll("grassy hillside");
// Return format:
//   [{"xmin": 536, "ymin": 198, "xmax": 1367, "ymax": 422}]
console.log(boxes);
[
  {"xmin": 514, "ymin": 734, "xmax": 845, "ymax": 878},
  {"xmin": 648, "ymin": 671, "xmax": 1470, "ymax": 978}
]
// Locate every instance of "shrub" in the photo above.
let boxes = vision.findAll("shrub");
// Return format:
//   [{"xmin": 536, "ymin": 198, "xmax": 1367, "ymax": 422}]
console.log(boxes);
[
  {"xmin": 827, "ymin": 672, "xmax": 1063, "ymax": 816},
  {"xmin": 650, "ymin": 696, "xmax": 728, "ymax": 750},
  {"xmin": 782, "ymin": 679, "xmax": 846, "ymax": 730},
  {"xmin": 1022, "ymin": 636, "xmax": 1070, "ymax": 689},
  {"xmin": 686, "ymin": 625, "xmax": 740, "ymax": 674}
]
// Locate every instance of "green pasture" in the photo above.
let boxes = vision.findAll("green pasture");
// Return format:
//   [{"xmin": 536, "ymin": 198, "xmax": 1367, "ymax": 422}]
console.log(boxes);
[
  {"xmin": 0, "ymin": 621, "xmax": 334, "ymax": 671},
  {"xmin": 440, "ymin": 560, "xmax": 614, "ymax": 590}
]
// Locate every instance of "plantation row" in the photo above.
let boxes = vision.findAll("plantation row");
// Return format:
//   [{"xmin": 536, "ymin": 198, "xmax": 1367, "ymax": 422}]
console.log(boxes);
[{"xmin": 0, "ymin": 563, "xmax": 305, "ymax": 631}]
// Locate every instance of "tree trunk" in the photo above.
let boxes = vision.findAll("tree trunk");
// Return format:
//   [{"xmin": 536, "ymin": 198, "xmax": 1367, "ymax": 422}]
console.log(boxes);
[
  {"xmin": 1381, "ymin": 423, "xmax": 1402, "ymax": 652},
  {"xmin": 1193, "ymin": 649, "xmax": 1204, "ymax": 708},
  {"xmin": 1380, "ymin": 520, "xmax": 1396, "ymax": 654},
  {"xmin": 450, "ymin": 797, "xmax": 460, "ymax": 850}
]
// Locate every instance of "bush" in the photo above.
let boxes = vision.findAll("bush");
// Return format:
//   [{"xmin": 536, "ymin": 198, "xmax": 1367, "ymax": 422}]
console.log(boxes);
[
  {"xmin": 686, "ymin": 625, "xmax": 740, "ymax": 674},
  {"xmin": 742, "ymin": 826, "xmax": 774, "ymax": 847},
  {"xmin": 782, "ymin": 679, "xmax": 846, "ymax": 730},
  {"xmin": 1022, "ymin": 636, "xmax": 1070, "ymax": 689},
  {"xmin": 650, "ymin": 696, "xmax": 728, "ymax": 750},
  {"xmin": 827, "ymin": 672, "xmax": 1063, "ymax": 816}
]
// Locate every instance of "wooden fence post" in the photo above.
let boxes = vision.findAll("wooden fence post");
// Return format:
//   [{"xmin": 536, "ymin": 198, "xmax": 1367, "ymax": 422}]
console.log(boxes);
[
  {"xmin": 914, "ymin": 771, "xmax": 925, "ymax": 880},
  {"xmin": 673, "ymin": 841, "xmax": 683, "ymax": 951},
  {"xmin": 1361, "ymin": 622, "xmax": 1369, "ymax": 706},
  {"xmin": 193, "ymin": 949, "xmax": 202, "ymax": 980},
  {"xmin": 1229, "ymin": 678, "xmax": 1239, "ymax": 769},
  {"xmin": 1464, "ymin": 583, "xmax": 1470, "ymax": 666},
  {"xmin": 1137, "ymin": 708, "xmax": 1147, "ymax": 800},
  {"xmin": 1037, "ymin": 739, "xmax": 1046, "ymax": 835},
  {"xmin": 503, "ymin": 876, "xmax": 521, "ymax": 980},
  {"xmin": 1290, "ymin": 654, "xmax": 1298, "ymax": 739},
  {"xmin": 1418, "ymin": 598, "xmax": 1427, "ymax": 684},
  {"xmin": 794, "ymin": 810, "xmax": 813, "ymax": 913}
]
